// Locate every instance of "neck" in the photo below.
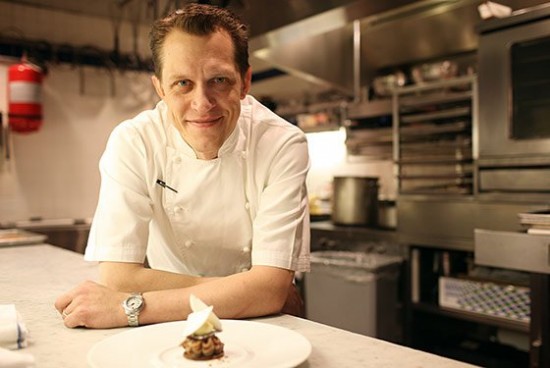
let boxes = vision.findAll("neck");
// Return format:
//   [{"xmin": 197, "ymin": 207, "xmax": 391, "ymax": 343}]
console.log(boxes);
[
  {"xmin": 195, "ymin": 150, "xmax": 218, "ymax": 160},
  {"xmin": 175, "ymin": 129, "xmax": 220, "ymax": 160}
]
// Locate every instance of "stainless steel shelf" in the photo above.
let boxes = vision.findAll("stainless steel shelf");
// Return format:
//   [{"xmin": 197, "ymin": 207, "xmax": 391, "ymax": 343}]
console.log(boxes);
[
  {"xmin": 400, "ymin": 108, "xmax": 471, "ymax": 124},
  {"xmin": 398, "ymin": 90, "xmax": 473, "ymax": 108},
  {"xmin": 395, "ymin": 77, "xmax": 475, "ymax": 196}
]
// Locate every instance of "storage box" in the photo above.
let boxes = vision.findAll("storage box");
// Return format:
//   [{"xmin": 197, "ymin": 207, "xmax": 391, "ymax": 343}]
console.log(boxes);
[{"xmin": 439, "ymin": 276, "xmax": 530, "ymax": 323}]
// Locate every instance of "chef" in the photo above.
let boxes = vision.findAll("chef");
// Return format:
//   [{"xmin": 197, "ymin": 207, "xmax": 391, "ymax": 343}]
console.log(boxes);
[{"xmin": 55, "ymin": 3, "xmax": 310, "ymax": 328}]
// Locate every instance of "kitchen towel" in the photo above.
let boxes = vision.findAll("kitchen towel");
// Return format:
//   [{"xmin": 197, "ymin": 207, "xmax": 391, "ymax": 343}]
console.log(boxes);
[
  {"xmin": 0, "ymin": 304, "xmax": 30, "ymax": 350},
  {"xmin": 0, "ymin": 347, "xmax": 35, "ymax": 368}
]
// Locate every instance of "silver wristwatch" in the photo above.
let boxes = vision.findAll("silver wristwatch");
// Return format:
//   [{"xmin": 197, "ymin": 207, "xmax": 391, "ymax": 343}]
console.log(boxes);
[{"xmin": 122, "ymin": 293, "xmax": 144, "ymax": 327}]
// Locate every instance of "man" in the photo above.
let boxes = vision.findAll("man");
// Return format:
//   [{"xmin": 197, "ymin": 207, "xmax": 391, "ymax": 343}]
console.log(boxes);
[{"xmin": 55, "ymin": 4, "xmax": 310, "ymax": 329}]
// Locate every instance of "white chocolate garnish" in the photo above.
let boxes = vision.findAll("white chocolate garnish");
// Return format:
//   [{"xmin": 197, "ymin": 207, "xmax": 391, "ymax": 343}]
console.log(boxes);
[{"xmin": 182, "ymin": 295, "xmax": 222, "ymax": 338}]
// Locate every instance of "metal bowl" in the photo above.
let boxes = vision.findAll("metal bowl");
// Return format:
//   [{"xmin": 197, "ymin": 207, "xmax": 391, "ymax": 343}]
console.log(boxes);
[
  {"xmin": 372, "ymin": 72, "xmax": 406, "ymax": 97},
  {"xmin": 411, "ymin": 61, "xmax": 458, "ymax": 84}
]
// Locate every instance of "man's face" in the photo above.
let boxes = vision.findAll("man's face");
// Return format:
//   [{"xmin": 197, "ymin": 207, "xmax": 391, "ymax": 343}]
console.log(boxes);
[{"xmin": 152, "ymin": 29, "xmax": 251, "ymax": 159}]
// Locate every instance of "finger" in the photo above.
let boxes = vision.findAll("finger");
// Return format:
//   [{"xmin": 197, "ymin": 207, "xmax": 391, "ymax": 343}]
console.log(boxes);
[
  {"xmin": 62, "ymin": 308, "xmax": 84, "ymax": 328},
  {"xmin": 54, "ymin": 292, "xmax": 72, "ymax": 314},
  {"xmin": 59, "ymin": 299, "xmax": 75, "ymax": 320},
  {"xmin": 63, "ymin": 315, "xmax": 81, "ymax": 328},
  {"xmin": 54, "ymin": 281, "xmax": 89, "ymax": 313}
]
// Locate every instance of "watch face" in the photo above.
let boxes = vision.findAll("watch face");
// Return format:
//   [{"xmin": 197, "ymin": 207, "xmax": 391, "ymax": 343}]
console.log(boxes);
[
  {"xmin": 122, "ymin": 294, "xmax": 144, "ymax": 326},
  {"xmin": 125, "ymin": 295, "xmax": 143, "ymax": 311},
  {"xmin": 128, "ymin": 297, "xmax": 142, "ymax": 308}
]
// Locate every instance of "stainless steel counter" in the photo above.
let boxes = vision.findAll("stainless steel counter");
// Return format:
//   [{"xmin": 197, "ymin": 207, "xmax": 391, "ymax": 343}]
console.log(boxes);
[
  {"xmin": 310, "ymin": 221, "xmax": 399, "ymax": 252},
  {"xmin": 0, "ymin": 244, "xmax": 477, "ymax": 367}
]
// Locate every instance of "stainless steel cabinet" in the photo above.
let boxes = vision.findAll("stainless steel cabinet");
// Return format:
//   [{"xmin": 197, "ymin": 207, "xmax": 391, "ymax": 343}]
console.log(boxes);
[
  {"xmin": 475, "ymin": 229, "xmax": 550, "ymax": 368},
  {"xmin": 475, "ymin": 230, "xmax": 550, "ymax": 275}
]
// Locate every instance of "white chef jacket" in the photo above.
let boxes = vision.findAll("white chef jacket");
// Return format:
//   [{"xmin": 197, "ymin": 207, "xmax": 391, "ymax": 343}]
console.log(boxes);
[{"xmin": 85, "ymin": 95, "xmax": 310, "ymax": 276}]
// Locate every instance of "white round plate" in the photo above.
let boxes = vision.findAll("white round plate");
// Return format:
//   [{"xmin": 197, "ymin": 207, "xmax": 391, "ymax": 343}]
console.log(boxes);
[{"xmin": 88, "ymin": 319, "xmax": 311, "ymax": 368}]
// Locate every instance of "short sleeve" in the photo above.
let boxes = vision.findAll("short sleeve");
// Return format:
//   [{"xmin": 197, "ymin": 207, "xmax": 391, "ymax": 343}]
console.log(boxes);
[
  {"xmin": 250, "ymin": 127, "xmax": 311, "ymax": 272},
  {"xmin": 84, "ymin": 122, "xmax": 154, "ymax": 263}
]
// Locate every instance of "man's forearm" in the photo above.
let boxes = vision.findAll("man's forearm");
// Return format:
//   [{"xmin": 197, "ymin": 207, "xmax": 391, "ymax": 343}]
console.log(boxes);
[
  {"xmin": 138, "ymin": 266, "xmax": 294, "ymax": 325},
  {"xmin": 56, "ymin": 264, "xmax": 295, "ymax": 328},
  {"xmin": 98, "ymin": 261, "xmax": 217, "ymax": 292}
]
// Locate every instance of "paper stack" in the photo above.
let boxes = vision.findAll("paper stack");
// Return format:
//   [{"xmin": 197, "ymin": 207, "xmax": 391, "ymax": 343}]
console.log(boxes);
[{"xmin": 518, "ymin": 210, "xmax": 550, "ymax": 235}]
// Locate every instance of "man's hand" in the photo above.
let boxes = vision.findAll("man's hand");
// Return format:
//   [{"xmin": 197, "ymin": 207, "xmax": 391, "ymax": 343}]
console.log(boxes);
[{"xmin": 54, "ymin": 280, "xmax": 129, "ymax": 329}]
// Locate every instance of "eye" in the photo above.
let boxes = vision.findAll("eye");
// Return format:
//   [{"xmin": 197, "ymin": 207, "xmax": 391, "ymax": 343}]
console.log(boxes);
[
  {"xmin": 212, "ymin": 77, "xmax": 228, "ymax": 85},
  {"xmin": 209, "ymin": 76, "xmax": 235, "ymax": 91},
  {"xmin": 176, "ymin": 80, "xmax": 190, "ymax": 88},
  {"xmin": 171, "ymin": 79, "xmax": 192, "ymax": 93}
]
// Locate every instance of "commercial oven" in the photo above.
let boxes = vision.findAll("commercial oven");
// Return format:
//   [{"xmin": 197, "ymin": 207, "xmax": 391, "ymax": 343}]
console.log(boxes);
[
  {"xmin": 477, "ymin": 3, "xmax": 550, "ymax": 198},
  {"xmin": 474, "ymin": 11, "xmax": 550, "ymax": 363}
]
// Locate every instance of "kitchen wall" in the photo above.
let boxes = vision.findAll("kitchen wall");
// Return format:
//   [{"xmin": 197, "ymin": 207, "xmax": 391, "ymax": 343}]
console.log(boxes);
[
  {"xmin": 0, "ymin": 63, "xmax": 158, "ymax": 222},
  {"xmin": 0, "ymin": 1, "xmax": 392, "ymax": 223},
  {"xmin": 0, "ymin": 1, "xmax": 157, "ymax": 223}
]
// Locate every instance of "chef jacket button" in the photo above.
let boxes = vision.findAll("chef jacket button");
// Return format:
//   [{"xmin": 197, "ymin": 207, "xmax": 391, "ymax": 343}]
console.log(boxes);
[
  {"xmin": 174, "ymin": 157, "xmax": 182, "ymax": 164},
  {"xmin": 244, "ymin": 202, "xmax": 250, "ymax": 210},
  {"xmin": 174, "ymin": 206, "xmax": 183, "ymax": 214},
  {"xmin": 184, "ymin": 240, "xmax": 193, "ymax": 248},
  {"xmin": 242, "ymin": 246, "xmax": 250, "ymax": 253},
  {"xmin": 241, "ymin": 151, "xmax": 247, "ymax": 159}
]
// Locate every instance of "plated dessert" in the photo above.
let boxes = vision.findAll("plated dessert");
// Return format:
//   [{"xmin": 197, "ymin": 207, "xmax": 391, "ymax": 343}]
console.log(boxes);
[{"xmin": 181, "ymin": 295, "xmax": 224, "ymax": 361}]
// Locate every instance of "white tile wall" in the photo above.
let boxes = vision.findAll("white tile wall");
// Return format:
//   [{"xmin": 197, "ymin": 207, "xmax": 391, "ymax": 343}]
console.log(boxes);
[
  {"xmin": 0, "ymin": 2, "xmax": 155, "ymax": 223},
  {"xmin": 0, "ymin": 64, "xmax": 158, "ymax": 222}
]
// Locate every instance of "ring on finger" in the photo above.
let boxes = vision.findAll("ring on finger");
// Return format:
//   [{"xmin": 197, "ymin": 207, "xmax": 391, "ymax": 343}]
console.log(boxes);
[{"xmin": 62, "ymin": 310, "xmax": 70, "ymax": 318}]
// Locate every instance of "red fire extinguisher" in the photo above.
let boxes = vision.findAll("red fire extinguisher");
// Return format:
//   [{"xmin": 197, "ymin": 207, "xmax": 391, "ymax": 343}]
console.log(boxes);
[{"xmin": 7, "ymin": 59, "xmax": 44, "ymax": 133}]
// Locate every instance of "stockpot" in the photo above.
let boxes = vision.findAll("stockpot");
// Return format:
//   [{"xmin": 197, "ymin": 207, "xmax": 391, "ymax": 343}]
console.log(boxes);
[{"xmin": 331, "ymin": 176, "xmax": 379, "ymax": 226}]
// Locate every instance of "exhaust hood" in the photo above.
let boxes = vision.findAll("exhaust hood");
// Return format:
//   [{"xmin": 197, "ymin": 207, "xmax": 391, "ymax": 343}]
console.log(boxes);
[{"xmin": 249, "ymin": 0, "xmax": 547, "ymax": 102}]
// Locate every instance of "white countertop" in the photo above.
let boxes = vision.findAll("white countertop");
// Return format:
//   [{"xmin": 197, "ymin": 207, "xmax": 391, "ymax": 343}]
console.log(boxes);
[{"xmin": 1, "ymin": 244, "xmax": 478, "ymax": 367}]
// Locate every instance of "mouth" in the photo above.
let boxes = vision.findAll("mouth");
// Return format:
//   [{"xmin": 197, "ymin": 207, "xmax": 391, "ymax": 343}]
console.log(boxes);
[{"xmin": 186, "ymin": 116, "xmax": 223, "ymax": 128}]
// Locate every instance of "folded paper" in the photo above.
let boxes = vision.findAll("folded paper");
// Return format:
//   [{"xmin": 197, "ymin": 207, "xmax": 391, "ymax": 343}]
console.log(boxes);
[
  {"xmin": 0, "ymin": 347, "xmax": 35, "ymax": 368},
  {"xmin": 0, "ymin": 304, "xmax": 30, "ymax": 350}
]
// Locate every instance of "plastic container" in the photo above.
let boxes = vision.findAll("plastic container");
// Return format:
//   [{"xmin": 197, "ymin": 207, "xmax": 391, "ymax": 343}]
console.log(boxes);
[{"xmin": 304, "ymin": 251, "xmax": 403, "ymax": 340}]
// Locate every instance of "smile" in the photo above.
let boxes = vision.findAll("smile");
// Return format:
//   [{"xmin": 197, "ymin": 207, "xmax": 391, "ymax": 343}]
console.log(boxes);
[{"xmin": 187, "ymin": 116, "xmax": 223, "ymax": 127}]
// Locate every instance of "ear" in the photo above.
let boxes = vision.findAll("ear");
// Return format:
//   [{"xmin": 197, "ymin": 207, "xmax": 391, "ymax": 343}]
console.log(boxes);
[
  {"xmin": 151, "ymin": 75, "xmax": 165, "ymax": 99},
  {"xmin": 240, "ymin": 67, "xmax": 252, "ymax": 98}
]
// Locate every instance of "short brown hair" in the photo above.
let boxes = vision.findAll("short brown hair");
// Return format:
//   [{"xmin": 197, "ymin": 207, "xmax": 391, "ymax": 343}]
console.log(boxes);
[{"xmin": 149, "ymin": 4, "xmax": 249, "ymax": 79}]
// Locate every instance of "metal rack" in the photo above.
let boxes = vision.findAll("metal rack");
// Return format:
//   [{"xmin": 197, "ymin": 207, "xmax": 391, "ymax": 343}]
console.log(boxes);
[
  {"xmin": 393, "ymin": 76, "xmax": 476, "ymax": 195},
  {"xmin": 345, "ymin": 99, "xmax": 393, "ymax": 160}
]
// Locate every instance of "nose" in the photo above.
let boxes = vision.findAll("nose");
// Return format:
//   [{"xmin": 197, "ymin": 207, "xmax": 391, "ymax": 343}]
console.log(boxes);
[{"xmin": 190, "ymin": 84, "xmax": 215, "ymax": 113}]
